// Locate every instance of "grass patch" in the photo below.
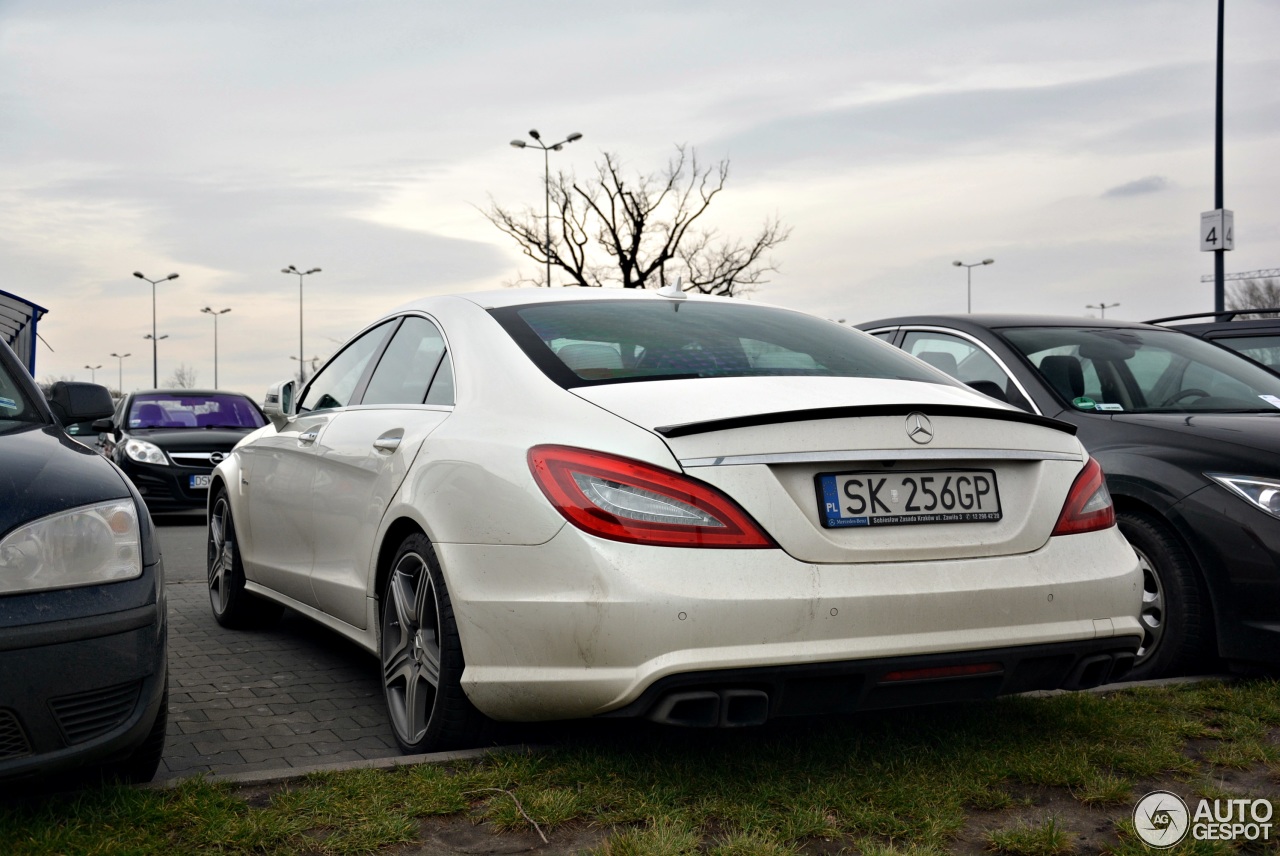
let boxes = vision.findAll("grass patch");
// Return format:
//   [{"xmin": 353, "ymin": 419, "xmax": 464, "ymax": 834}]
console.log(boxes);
[
  {"xmin": 1072, "ymin": 771, "xmax": 1132, "ymax": 806},
  {"xmin": 1, "ymin": 679, "xmax": 1278, "ymax": 854},
  {"xmin": 985, "ymin": 816, "xmax": 1074, "ymax": 855}
]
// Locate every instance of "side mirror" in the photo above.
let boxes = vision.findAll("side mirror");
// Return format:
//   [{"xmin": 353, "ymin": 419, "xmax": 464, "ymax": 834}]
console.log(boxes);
[
  {"xmin": 47, "ymin": 382, "xmax": 115, "ymax": 426},
  {"xmin": 91, "ymin": 417, "xmax": 114, "ymax": 432},
  {"xmin": 262, "ymin": 379, "xmax": 296, "ymax": 429}
]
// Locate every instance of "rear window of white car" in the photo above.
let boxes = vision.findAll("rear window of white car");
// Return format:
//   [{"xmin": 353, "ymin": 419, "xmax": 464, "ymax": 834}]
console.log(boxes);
[{"xmin": 491, "ymin": 299, "xmax": 946, "ymax": 388}]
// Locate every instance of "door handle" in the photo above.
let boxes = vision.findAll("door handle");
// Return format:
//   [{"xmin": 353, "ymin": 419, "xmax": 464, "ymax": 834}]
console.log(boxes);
[
  {"xmin": 373, "ymin": 434, "xmax": 402, "ymax": 453},
  {"xmin": 298, "ymin": 429, "xmax": 320, "ymax": 445}
]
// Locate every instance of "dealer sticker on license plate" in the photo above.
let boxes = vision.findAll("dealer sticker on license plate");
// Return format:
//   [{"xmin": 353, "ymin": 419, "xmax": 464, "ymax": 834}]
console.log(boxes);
[
  {"xmin": 816, "ymin": 469, "xmax": 1002, "ymax": 528},
  {"xmin": 189, "ymin": 475, "xmax": 212, "ymax": 489}
]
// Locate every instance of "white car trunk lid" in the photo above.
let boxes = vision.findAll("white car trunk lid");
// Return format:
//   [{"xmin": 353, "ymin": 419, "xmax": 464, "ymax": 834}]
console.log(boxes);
[{"xmin": 572, "ymin": 377, "xmax": 1085, "ymax": 564}]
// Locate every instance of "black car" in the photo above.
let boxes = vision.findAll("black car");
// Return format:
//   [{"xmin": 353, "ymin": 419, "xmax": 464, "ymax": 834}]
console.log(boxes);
[
  {"xmin": 0, "ymin": 339, "xmax": 167, "ymax": 784},
  {"xmin": 858, "ymin": 313, "xmax": 1280, "ymax": 680},
  {"xmin": 1148, "ymin": 308, "xmax": 1280, "ymax": 371},
  {"xmin": 97, "ymin": 389, "xmax": 266, "ymax": 512}
]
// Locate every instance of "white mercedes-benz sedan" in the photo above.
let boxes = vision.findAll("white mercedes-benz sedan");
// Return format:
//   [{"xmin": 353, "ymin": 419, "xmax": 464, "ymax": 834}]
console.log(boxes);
[{"xmin": 207, "ymin": 288, "xmax": 1142, "ymax": 753}]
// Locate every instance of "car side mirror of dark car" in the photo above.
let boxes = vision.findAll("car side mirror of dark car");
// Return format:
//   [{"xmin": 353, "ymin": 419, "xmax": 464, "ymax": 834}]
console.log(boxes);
[
  {"xmin": 262, "ymin": 379, "xmax": 296, "ymax": 430},
  {"xmin": 47, "ymin": 382, "xmax": 116, "ymax": 427},
  {"xmin": 91, "ymin": 417, "xmax": 114, "ymax": 432}
]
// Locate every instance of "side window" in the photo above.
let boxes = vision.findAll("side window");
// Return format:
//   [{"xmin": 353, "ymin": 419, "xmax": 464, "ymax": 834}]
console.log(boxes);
[
  {"xmin": 902, "ymin": 330, "xmax": 1032, "ymax": 410},
  {"xmin": 902, "ymin": 331, "xmax": 1005, "ymax": 386},
  {"xmin": 361, "ymin": 317, "xmax": 447, "ymax": 406},
  {"xmin": 868, "ymin": 330, "xmax": 897, "ymax": 343},
  {"xmin": 298, "ymin": 320, "xmax": 395, "ymax": 413},
  {"xmin": 424, "ymin": 351, "xmax": 454, "ymax": 405},
  {"xmin": 1214, "ymin": 336, "xmax": 1280, "ymax": 370}
]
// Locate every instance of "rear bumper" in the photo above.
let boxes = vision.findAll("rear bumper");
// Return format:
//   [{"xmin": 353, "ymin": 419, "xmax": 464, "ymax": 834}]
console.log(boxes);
[
  {"xmin": 602, "ymin": 636, "xmax": 1140, "ymax": 726},
  {"xmin": 437, "ymin": 525, "xmax": 1143, "ymax": 721}
]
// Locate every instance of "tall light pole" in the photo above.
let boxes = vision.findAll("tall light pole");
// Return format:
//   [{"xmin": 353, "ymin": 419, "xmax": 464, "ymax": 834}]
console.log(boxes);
[
  {"xmin": 143, "ymin": 334, "xmax": 169, "ymax": 385},
  {"xmin": 282, "ymin": 266, "xmax": 321, "ymax": 383},
  {"xmin": 133, "ymin": 271, "xmax": 179, "ymax": 387},
  {"xmin": 291, "ymin": 355, "xmax": 320, "ymax": 382},
  {"xmin": 952, "ymin": 259, "xmax": 994, "ymax": 314},
  {"xmin": 83, "ymin": 364, "xmax": 102, "ymax": 383},
  {"xmin": 1086, "ymin": 301, "xmax": 1120, "ymax": 319},
  {"xmin": 510, "ymin": 129, "xmax": 583, "ymax": 287},
  {"xmin": 201, "ymin": 307, "xmax": 232, "ymax": 388},
  {"xmin": 1213, "ymin": 0, "xmax": 1226, "ymax": 313},
  {"xmin": 110, "ymin": 352, "xmax": 131, "ymax": 395}
]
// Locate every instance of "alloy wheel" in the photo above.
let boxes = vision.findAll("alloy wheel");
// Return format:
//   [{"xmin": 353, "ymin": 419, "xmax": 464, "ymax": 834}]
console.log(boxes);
[
  {"xmin": 382, "ymin": 551, "xmax": 442, "ymax": 745},
  {"xmin": 1133, "ymin": 545, "xmax": 1165, "ymax": 663},
  {"xmin": 207, "ymin": 498, "xmax": 234, "ymax": 615}
]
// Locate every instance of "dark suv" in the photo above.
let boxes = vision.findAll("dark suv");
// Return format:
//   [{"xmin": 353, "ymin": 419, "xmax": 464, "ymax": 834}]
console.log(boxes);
[
  {"xmin": 1148, "ymin": 309, "xmax": 1280, "ymax": 371},
  {"xmin": 97, "ymin": 390, "xmax": 266, "ymax": 512},
  {"xmin": 0, "ymin": 339, "xmax": 167, "ymax": 784}
]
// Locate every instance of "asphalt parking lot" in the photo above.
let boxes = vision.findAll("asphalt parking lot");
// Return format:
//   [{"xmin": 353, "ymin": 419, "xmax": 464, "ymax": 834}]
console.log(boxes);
[{"xmin": 155, "ymin": 514, "xmax": 401, "ymax": 781}]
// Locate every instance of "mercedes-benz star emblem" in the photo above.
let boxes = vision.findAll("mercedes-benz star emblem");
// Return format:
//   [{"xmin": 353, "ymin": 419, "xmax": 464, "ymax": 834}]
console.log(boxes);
[
  {"xmin": 905, "ymin": 412, "xmax": 934, "ymax": 445},
  {"xmin": 210, "ymin": 452, "xmax": 226, "ymax": 465}
]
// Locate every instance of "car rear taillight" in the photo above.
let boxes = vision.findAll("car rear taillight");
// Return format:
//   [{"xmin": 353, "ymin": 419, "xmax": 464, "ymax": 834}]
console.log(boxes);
[
  {"xmin": 1052, "ymin": 456, "xmax": 1115, "ymax": 536},
  {"xmin": 528, "ymin": 445, "xmax": 775, "ymax": 548}
]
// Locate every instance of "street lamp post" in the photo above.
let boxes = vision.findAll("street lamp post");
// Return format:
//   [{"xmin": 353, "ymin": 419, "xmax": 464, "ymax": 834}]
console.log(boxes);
[
  {"xmin": 510, "ymin": 129, "xmax": 583, "ymax": 287},
  {"xmin": 282, "ymin": 266, "xmax": 321, "ymax": 383},
  {"xmin": 133, "ymin": 271, "xmax": 179, "ymax": 387},
  {"xmin": 84, "ymin": 364, "xmax": 102, "ymax": 383},
  {"xmin": 110, "ymin": 352, "xmax": 131, "ymax": 395},
  {"xmin": 952, "ymin": 259, "xmax": 995, "ymax": 314},
  {"xmin": 1086, "ymin": 301, "xmax": 1121, "ymax": 319},
  {"xmin": 290, "ymin": 355, "xmax": 320, "ymax": 383},
  {"xmin": 143, "ymin": 334, "xmax": 169, "ymax": 385},
  {"xmin": 200, "ymin": 307, "xmax": 232, "ymax": 388}
]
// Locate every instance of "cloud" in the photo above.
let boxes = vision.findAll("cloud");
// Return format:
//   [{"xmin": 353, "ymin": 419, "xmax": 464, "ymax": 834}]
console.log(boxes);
[{"xmin": 1102, "ymin": 176, "xmax": 1171, "ymax": 197}]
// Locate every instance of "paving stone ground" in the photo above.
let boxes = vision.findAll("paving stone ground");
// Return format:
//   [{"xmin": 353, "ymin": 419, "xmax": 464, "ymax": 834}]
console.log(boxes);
[{"xmin": 155, "ymin": 518, "xmax": 400, "ymax": 781}]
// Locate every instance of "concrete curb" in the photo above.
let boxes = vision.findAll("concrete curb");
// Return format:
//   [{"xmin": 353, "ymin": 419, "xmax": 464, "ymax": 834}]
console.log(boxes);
[
  {"xmin": 146, "ymin": 674, "xmax": 1239, "ymax": 790},
  {"xmin": 147, "ymin": 745, "xmax": 536, "ymax": 789},
  {"xmin": 1021, "ymin": 673, "xmax": 1235, "ymax": 699}
]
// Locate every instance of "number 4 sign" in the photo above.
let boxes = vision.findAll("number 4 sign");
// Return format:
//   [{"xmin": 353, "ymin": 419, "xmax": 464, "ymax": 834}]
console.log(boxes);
[{"xmin": 1201, "ymin": 209, "xmax": 1235, "ymax": 252}]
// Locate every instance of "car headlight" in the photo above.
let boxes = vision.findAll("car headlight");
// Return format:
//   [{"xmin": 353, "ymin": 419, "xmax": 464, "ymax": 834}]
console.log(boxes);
[
  {"xmin": 1208, "ymin": 474, "xmax": 1280, "ymax": 519},
  {"xmin": 124, "ymin": 438, "xmax": 168, "ymax": 465},
  {"xmin": 0, "ymin": 499, "xmax": 143, "ymax": 594}
]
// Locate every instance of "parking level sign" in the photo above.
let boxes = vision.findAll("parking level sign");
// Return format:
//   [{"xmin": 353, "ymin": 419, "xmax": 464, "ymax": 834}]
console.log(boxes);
[{"xmin": 1201, "ymin": 209, "xmax": 1234, "ymax": 251}]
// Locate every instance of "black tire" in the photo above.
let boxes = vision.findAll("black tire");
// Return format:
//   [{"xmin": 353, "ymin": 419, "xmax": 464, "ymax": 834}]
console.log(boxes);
[
  {"xmin": 380, "ymin": 533, "xmax": 489, "ymax": 753},
  {"xmin": 207, "ymin": 488, "xmax": 283, "ymax": 629},
  {"xmin": 1119, "ymin": 511, "xmax": 1211, "ymax": 681}
]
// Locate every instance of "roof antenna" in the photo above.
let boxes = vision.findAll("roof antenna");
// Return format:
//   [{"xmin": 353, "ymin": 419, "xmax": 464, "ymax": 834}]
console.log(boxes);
[{"xmin": 657, "ymin": 276, "xmax": 686, "ymax": 300}]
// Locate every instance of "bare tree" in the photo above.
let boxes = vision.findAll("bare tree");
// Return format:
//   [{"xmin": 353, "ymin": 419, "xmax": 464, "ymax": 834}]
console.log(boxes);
[
  {"xmin": 1227, "ymin": 278, "xmax": 1280, "ymax": 318},
  {"xmin": 166, "ymin": 364, "xmax": 198, "ymax": 389},
  {"xmin": 485, "ymin": 145, "xmax": 789, "ymax": 296}
]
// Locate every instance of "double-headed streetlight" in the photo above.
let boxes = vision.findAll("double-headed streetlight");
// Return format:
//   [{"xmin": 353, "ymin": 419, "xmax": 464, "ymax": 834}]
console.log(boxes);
[
  {"xmin": 110, "ymin": 352, "xmax": 131, "ymax": 394},
  {"xmin": 510, "ymin": 129, "xmax": 583, "ymax": 287},
  {"xmin": 952, "ymin": 258, "xmax": 994, "ymax": 314},
  {"xmin": 143, "ymin": 334, "xmax": 169, "ymax": 385},
  {"xmin": 282, "ymin": 266, "xmax": 321, "ymax": 383},
  {"xmin": 84, "ymin": 364, "xmax": 102, "ymax": 383},
  {"xmin": 290, "ymin": 355, "xmax": 320, "ymax": 381},
  {"xmin": 1086, "ymin": 301, "xmax": 1120, "ymax": 319},
  {"xmin": 133, "ymin": 271, "xmax": 179, "ymax": 386},
  {"xmin": 201, "ymin": 307, "xmax": 232, "ymax": 388}
]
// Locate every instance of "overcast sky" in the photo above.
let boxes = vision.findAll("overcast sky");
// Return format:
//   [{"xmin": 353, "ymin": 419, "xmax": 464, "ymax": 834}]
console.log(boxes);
[{"xmin": 4, "ymin": 0, "xmax": 1278, "ymax": 395}]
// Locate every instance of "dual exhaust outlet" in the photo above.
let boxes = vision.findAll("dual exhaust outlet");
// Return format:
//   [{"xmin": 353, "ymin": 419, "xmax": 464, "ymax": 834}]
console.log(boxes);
[{"xmin": 646, "ymin": 689, "xmax": 771, "ymax": 728}]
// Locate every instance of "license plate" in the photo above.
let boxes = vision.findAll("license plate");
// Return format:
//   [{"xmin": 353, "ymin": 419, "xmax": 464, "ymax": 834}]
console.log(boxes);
[
  {"xmin": 816, "ymin": 469, "xmax": 1001, "ymax": 528},
  {"xmin": 190, "ymin": 475, "xmax": 212, "ymax": 489}
]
